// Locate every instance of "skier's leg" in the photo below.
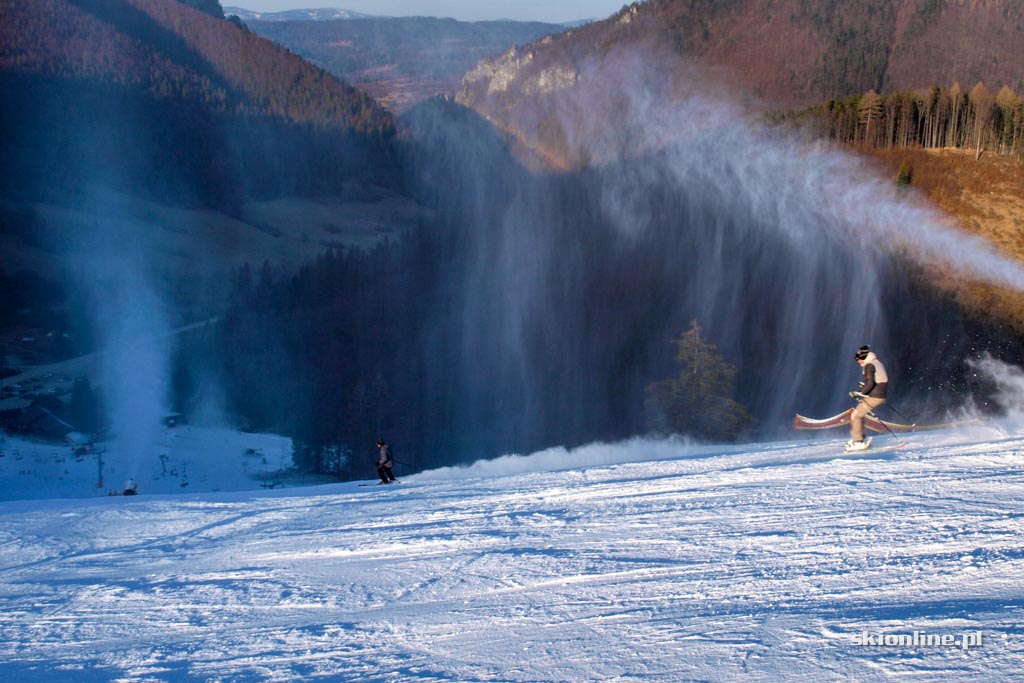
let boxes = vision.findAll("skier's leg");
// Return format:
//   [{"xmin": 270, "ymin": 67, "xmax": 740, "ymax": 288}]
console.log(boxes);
[
  {"xmin": 851, "ymin": 397, "xmax": 885, "ymax": 443},
  {"xmin": 850, "ymin": 403, "xmax": 870, "ymax": 442}
]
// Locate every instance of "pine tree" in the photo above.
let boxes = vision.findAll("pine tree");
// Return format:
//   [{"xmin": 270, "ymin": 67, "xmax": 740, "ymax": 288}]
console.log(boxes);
[
  {"xmin": 645, "ymin": 320, "xmax": 754, "ymax": 441},
  {"xmin": 896, "ymin": 159, "xmax": 912, "ymax": 186}
]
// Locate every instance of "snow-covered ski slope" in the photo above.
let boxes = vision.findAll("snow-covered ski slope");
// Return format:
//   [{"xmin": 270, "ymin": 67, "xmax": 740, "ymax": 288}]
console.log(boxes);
[
  {"xmin": 1, "ymin": 427, "xmax": 1022, "ymax": 681},
  {"xmin": 0, "ymin": 426, "xmax": 293, "ymax": 500}
]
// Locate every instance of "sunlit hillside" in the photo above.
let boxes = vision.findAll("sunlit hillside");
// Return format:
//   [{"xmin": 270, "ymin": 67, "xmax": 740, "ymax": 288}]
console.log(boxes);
[{"xmin": 868, "ymin": 148, "xmax": 1024, "ymax": 334}]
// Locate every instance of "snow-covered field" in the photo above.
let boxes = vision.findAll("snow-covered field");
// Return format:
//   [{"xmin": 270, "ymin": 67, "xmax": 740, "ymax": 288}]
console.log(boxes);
[
  {"xmin": 0, "ymin": 426, "xmax": 293, "ymax": 500},
  {"xmin": 1, "ymin": 427, "xmax": 1022, "ymax": 681}
]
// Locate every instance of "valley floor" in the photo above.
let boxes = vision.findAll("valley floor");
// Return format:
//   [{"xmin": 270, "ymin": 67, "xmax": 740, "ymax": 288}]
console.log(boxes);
[{"xmin": 1, "ymin": 429, "xmax": 1022, "ymax": 681}]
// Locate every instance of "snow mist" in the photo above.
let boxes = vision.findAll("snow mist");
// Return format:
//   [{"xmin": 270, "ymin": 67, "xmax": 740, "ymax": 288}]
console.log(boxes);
[
  {"xmin": 967, "ymin": 355, "xmax": 1024, "ymax": 431},
  {"xmin": 73, "ymin": 201, "xmax": 171, "ymax": 480},
  {"xmin": 556, "ymin": 45, "xmax": 1024, "ymax": 292},
  {"xmin": 403, "ymin": 41, "xmax": 1024, "ymax": 461}
]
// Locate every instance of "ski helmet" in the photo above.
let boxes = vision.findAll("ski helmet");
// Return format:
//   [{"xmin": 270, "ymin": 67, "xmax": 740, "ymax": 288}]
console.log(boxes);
[{"xmin": 855, "ymin": 345, "xmax": 870, "ymax": 360}]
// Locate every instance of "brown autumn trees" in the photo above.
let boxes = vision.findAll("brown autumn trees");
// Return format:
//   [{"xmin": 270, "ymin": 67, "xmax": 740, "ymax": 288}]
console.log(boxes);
[{"xmin": 788, "ymin": 82, "xmax": 1024, "ymax": 161}]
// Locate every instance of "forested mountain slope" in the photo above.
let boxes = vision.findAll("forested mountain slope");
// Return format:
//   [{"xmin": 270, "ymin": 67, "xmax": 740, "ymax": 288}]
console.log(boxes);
[
  {"xmin": 0, "ymin": 0, "xmax": 397, "ymax": 207},
  {"xmin": 457, "ymin": 0, "xmax": 1024, "ymax": 167},
  {"xmin": 1, "ymin": 0, "xmax": 391, "ymax": 131}
]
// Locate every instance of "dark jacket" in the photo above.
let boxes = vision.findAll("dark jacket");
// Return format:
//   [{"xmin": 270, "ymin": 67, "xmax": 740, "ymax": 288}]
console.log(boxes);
[{"xmin": 377, "ymin": 443, "xmax": 392, "ymax": 468}]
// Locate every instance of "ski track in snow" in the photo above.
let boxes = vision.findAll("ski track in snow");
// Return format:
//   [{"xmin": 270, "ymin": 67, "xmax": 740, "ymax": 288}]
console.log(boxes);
[{"xmin": 1, "ymin": 430, "xmax": 1023, "ymax": 681}]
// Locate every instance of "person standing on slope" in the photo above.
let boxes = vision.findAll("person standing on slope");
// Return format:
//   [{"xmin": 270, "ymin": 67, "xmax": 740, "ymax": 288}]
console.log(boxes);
[
  {"xmin": 376, "ymin": 438, "xmax": 396, "ymax": 484},
  {"xmin": 847, "ymin": 345, "xmax": 888, "ymax": 451}
]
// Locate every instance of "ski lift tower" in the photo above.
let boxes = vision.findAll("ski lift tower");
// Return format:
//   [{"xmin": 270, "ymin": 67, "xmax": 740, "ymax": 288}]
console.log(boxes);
[{"xmin": 96, "ymin": 448, "xmax": 104, "ymax": 489}]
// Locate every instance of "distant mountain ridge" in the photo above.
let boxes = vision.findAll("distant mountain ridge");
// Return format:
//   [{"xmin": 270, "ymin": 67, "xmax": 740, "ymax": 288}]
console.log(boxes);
[
  {"xmin": 178, "ymin": 0, "xmax": 225, "ymax": 18},
  {"xmin": 224, "ymin": 6, "xmax": 373, "ymax": 21},
  {"xmin": 245, "ymin": 15, "xmax": 564, "ymax": 111}
]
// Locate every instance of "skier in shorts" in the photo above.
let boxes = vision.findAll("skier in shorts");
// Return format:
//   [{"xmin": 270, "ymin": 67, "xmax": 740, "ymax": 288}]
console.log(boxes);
[{"xmin": 847, "ymin": 345, "xmax": 888, "ymax": 452}]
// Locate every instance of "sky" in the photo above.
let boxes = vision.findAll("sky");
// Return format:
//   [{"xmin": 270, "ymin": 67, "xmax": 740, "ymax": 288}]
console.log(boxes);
[{"xmin": 229, "ymin": 1, "xmax": 629, "ymax": 23}]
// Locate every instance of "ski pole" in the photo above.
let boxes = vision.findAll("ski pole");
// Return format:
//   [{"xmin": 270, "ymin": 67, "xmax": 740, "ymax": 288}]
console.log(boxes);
[
  {"xmin": 868, "ymin": 409, "xmax": 905, "ymax": 444},
  {"xmin": 852, "ymin": 394, "xmax": 905, "ymax": 445},
  {"xmin": 880, "ymin": 401, "xmax": 915, "ymax": 426}
]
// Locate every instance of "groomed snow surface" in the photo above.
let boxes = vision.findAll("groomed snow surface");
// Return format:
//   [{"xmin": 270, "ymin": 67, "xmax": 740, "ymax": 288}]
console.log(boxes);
[{"xmin": 1, "ymin": 427, "xmax": 1023, "ymax": 681}]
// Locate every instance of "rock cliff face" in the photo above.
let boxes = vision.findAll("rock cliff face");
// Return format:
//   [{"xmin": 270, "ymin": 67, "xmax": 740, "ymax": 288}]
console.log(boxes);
[
  {"xmin": 522, "ymin": 65, "xmax": 578, "ymax": 96},
  {"xmin": 461, "ymin": 47, "xmax": 534, "ymax": 96},
  {"xmin": 463, "ymin": 47, "xmax": 578, "ymax": 98}
]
